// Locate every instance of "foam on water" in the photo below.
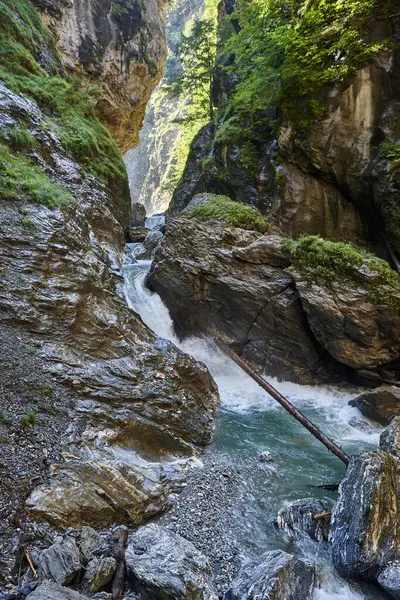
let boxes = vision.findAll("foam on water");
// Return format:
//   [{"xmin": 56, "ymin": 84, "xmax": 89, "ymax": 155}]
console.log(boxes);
[{"xmin": 123, "ymin": 261, "xmax": 384, "ymax": 600}]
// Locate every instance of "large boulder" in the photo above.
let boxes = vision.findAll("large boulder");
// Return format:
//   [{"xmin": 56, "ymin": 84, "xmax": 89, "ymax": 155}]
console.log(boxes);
[
  {"xmin": 331, "ymin": 450, "xmax": 400, "ymax": 579},
  {"xmin": 276, "ymin": 498, "xmax": 329, "ymax": 542},
  {"xmin": 125, "ymin": 524, "xmax": 217, "ymax": 600},
  {"xmin": 223, "ymin": 549, "xmax": 315, "ymax": 600},
  {"xmin": 350, "ymin": 388, "xmax": 400, "ymax": 426},
  {"xmin": 38, "ymin": 537, "xmax": 81, "ymax": 585},
  {"xmin": 289, "ymin": 237, "xmax": 400, "ymax": 372},
  {"xmin": 132, "ymin": 203, "xmax": 147, "ymax": 227},
  {"xmin": 149, "ymin": 216, "xmax": 333, "ymax": 384},
  {"xmin": 27, "ymin": 581, "xmax": 86, "ymax": 600},
  {"xmin": 378, "ymin": 564, "xmax": 400, "ymax": 599},
  {"xmin": 380, "ymin": 417, "xmax": 400, "ymax": 459}
]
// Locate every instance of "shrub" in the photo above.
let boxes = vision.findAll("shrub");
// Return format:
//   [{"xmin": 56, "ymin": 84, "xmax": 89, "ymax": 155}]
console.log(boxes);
[
  {"xmin": 20, "ymin": 410, "xmax": 38, "ymax": 426},
  {"xmin": 380, "ymin": 141, "xmax": 400, "ymax": 170},
  {"xmin": 190, "ymin": 194, "xmax": 269, "ymax": 233}
]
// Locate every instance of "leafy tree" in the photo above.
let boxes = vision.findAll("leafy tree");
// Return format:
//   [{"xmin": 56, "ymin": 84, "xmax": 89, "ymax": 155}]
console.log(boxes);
[
  {"xmin": 226, "ymin": 0, "xmax": 387, "ymax": 129},
  {"xmin": 170, "ymin": 18, "xmax": 217, "ymax": 121}
]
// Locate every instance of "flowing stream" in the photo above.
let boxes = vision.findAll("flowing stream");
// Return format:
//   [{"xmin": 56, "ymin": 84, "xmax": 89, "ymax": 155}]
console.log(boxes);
[{"xmin": 123, "ymin": 256, "xmax": 386, "ymax": 600}]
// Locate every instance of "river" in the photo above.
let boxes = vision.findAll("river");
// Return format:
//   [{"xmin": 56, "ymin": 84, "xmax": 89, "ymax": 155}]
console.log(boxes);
[{"xmin": 123, "ymin": 256, "xmax": 387, "ymax": 600}]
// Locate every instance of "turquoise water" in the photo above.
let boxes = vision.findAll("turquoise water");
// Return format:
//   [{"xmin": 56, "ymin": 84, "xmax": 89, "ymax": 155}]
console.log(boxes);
[{"xmin": 123, "ymin": 261, "xmax": 386, "ymax": 600}]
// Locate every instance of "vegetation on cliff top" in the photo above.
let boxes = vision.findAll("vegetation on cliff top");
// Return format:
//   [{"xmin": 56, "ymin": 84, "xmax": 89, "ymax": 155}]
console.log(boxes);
[
  {"xmin": 287, "ymin": 235, "xmax": 400, "ymax": 307},
  {"xmin": 189, "ymin": 194, "xmax": 270, "ymax": 233},
  {"xmin": 0, "ymin": 0, "xmax": 126, "ymax": 193},
  {"xmin": 224, "ymin": 0, "xmax": 387, "ymax": 131}
]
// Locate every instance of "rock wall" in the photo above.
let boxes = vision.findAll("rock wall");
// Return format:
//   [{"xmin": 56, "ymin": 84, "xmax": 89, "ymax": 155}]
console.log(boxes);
[
  {"xmin": 35, "ymin": 0, "xmax": 168, "ymax": 152},
  {"xmin": 0, "ymin": 0, "xmax": 218, "ymax": 533}
]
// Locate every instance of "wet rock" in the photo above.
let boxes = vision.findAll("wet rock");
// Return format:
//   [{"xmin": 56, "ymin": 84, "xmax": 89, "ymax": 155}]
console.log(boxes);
[
  {"xmin": 126, "ymin": 523, "xmax": 217, "ymax": 600},
  {"xmin": 276, "ymin": 498, "xmax": 329, "ymax": 542},
  {"xmin": 132, "ymin": 204, "xmax": 147, "ymax": 227},
  {"xmin": 259, "ymin": 451, "xmax": 274, "ymax": 463},
  {"xmin": 38, "ymin": 537, "xmax": 81, "ymax": 585},
  {"xmin": 26, "ymin": 581, "xmax": 86, "ymax": 599},
  {"xmin": 223, "ymin": 549, "xmax": 315, "ymax": 600},
  {"xmin": 79, "ymin": 527, "xmax": 104, "ymax": 562},
  {"xmin": 128, "ymin": 227, "xmax": 151, "ymax": 243},
  {"xmin": 144, "ymin": 230, "xmax": 164, "ymax": 253},
  {"xmin": 149, "ymin": 216, "xmax": 330, "ymax": 384},
  {"xmin": 82, "ymin": 556, "xmax": 116, "ymax": 592},
  {"xmin": 350, "ymin": 387, "xmax": 400, "ymax": 426},
  {"xmin": 378, "ymin": 564, "xmax": 400, "ymax": 599},
  {"xmin": 381, "ymin": 417, "xmax": 400, "ymax": 459},
  {"xmin": 331, "ymin": 450, "xmax": 400, "ymax": 579}
]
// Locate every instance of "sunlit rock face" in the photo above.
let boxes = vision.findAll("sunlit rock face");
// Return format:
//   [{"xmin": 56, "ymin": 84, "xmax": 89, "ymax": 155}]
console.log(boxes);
[{"xmin": 35, "ymin": 0, "xmax": 168, "ymax": 152}]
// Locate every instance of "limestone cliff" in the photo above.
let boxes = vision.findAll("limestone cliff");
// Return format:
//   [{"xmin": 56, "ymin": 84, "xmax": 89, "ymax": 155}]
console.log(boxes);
[{"xmin": 35, "ymin": 0, "xmax": 168, "ymax": 152}]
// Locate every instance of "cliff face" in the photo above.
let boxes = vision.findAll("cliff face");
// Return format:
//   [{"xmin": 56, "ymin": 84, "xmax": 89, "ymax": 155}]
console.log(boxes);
[
  {"xmin": 151, "ymin": 0, "xmax": 400, "ymax": 384},
  {"xmin": 169, "ymin": 2, "xmax": 400, "ymax": 256},
  {"xmin": 35, "ymin": 0, "xmax": 168, "ymax": 152},
  {"xmin": 125, "ymin": 0, "xmax": 206, "ymax": 215},
  {"xmin": 0, "ymin": 0, "xmax": 218, "ymax": 534}
]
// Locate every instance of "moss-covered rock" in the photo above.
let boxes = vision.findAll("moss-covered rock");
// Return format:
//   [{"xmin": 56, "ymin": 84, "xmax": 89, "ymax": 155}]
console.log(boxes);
[
  {"xmin": 188, "ymin": 193, "xmax": 270, "ymax": 233},
  {"xmin": 288, "ymin": 236, "xmax": 400, "ymax": 370}
]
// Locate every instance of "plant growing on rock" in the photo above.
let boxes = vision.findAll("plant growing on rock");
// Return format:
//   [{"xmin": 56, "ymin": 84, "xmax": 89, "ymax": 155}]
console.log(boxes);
[
  {"xmin": 20, "ymin": 410, "xmax": 38, "ymax": 427},
  {"xmin": 189, "ymin": 194, "xmax": 270, "ymax": 233},
  {"xmin": 286, "ymin": 235, "xmax": 400, "ymax": 308},
  {"xmin": 226, "ymin": 0, "xmax": 387, "ymax": 130}
]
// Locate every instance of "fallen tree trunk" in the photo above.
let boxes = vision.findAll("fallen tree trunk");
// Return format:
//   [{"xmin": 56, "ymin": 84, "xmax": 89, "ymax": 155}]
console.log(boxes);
[{"xmin": 215, "ymin": 338, "xmax": 349, "ymax": 466}]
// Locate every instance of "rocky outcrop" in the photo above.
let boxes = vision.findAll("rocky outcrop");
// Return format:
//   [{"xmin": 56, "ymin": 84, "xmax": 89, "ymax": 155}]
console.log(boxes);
[
  {"xmin": 0, "ymin": 1, "xmax": 219, "ymax": 534},
  {"xmin": 224, "ymin": 550, "xmax": 315, "ymax": 600},
  {"xmin": 149, "ymin": 214, "xmax": 333, "ymax": 384},
  {"xmin": 38, "ymin": 537, "xmax": 81, "ymax": 585},
  {"xmin": 35, "ymin": 0, "xmax": 168, "ymax": 152},
  {"xmin": 331, "ymin": 450, "xmax": 400, "ymax": 579},
  {"xmin": 126, "ymin": 524, "xmax": 218, "ymax": 600},
  {"xmin": 276, "ymin": 498, "xmax": 329, "ymax": 542},
  {"xmin": 350, "ymin": 388, "xmax": 400, "ymax": 425}
]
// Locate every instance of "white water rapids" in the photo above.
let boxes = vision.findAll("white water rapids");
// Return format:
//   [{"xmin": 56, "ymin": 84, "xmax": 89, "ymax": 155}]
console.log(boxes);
[{"xmin": 123, "ymin": 257, "xmax": 385, "ymax": 600}]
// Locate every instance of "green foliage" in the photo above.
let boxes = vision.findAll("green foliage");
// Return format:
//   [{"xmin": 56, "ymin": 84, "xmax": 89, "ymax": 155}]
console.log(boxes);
[
  {"xmin": 20, "ymin": 410, "xmax": 38, "ymax": 427},
  {"xmin": 227, "ymin": 0, "xmax": 387, "ymax": 129},
  {"xmin": 20, "ymin": 213, "xmax": 37, "ymax": 230},
  {"xmin": 287, "ymin": 235, "xmax": 400, "ymax": 307},
  {"xmin": 0, "ymin": 411, "xmax": 12, "ymax": 426},
  {"xmin": 240, "ymin": 140, "xmax": 259, "ymax": 174},
  {"xmin": 380, "ymin": 141, "xmax": 400, "ymax": 170},
  {"xmin": 169, "ymin": 18, "xmax": 217, "ymax": 121},
  {"xmin": 0, "ymin": 144, "xmax": 73, "ymax": 208},
  {"xmin": 0, "ymin": 0, "xmax": 126, "ymax": 187},
  {"xmin": 190, "ymin": 194, "xmax": 270, "ymax": 233}
]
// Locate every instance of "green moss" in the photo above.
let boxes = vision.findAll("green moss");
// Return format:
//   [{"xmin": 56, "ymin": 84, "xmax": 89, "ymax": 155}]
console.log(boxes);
[
  {"xmin": 0, "ymin": 144, "xmax": 73, "ymax": 208},
  {"xmin": 190, "ymin": 194, "xmax": 270, "ymax": 233},
  {"xmin": 0, "ymin": 0, "xmax": 127, "ymax": 188},
  {"xmin": 286, "ymin": 235, "xmax": 400, "ymax": 308},
  {"xmin": 380, "ymin": 141, "xmax": 400, "ymax": 170},
  {"xmin": 0, "ymin": 127, "xmax": 37, "ymax": 152}
]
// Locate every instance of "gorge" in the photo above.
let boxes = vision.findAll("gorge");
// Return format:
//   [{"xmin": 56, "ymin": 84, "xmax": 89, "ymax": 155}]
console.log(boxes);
[{"xmin": 1, "ymin": 1, "xmax": 400, "ymax": 600}]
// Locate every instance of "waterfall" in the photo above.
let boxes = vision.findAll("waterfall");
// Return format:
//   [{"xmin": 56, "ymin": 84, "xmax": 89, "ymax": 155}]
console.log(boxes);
[{"xmin": 122, "ymin": 258, "xmax": 384, "ymax": 600}]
